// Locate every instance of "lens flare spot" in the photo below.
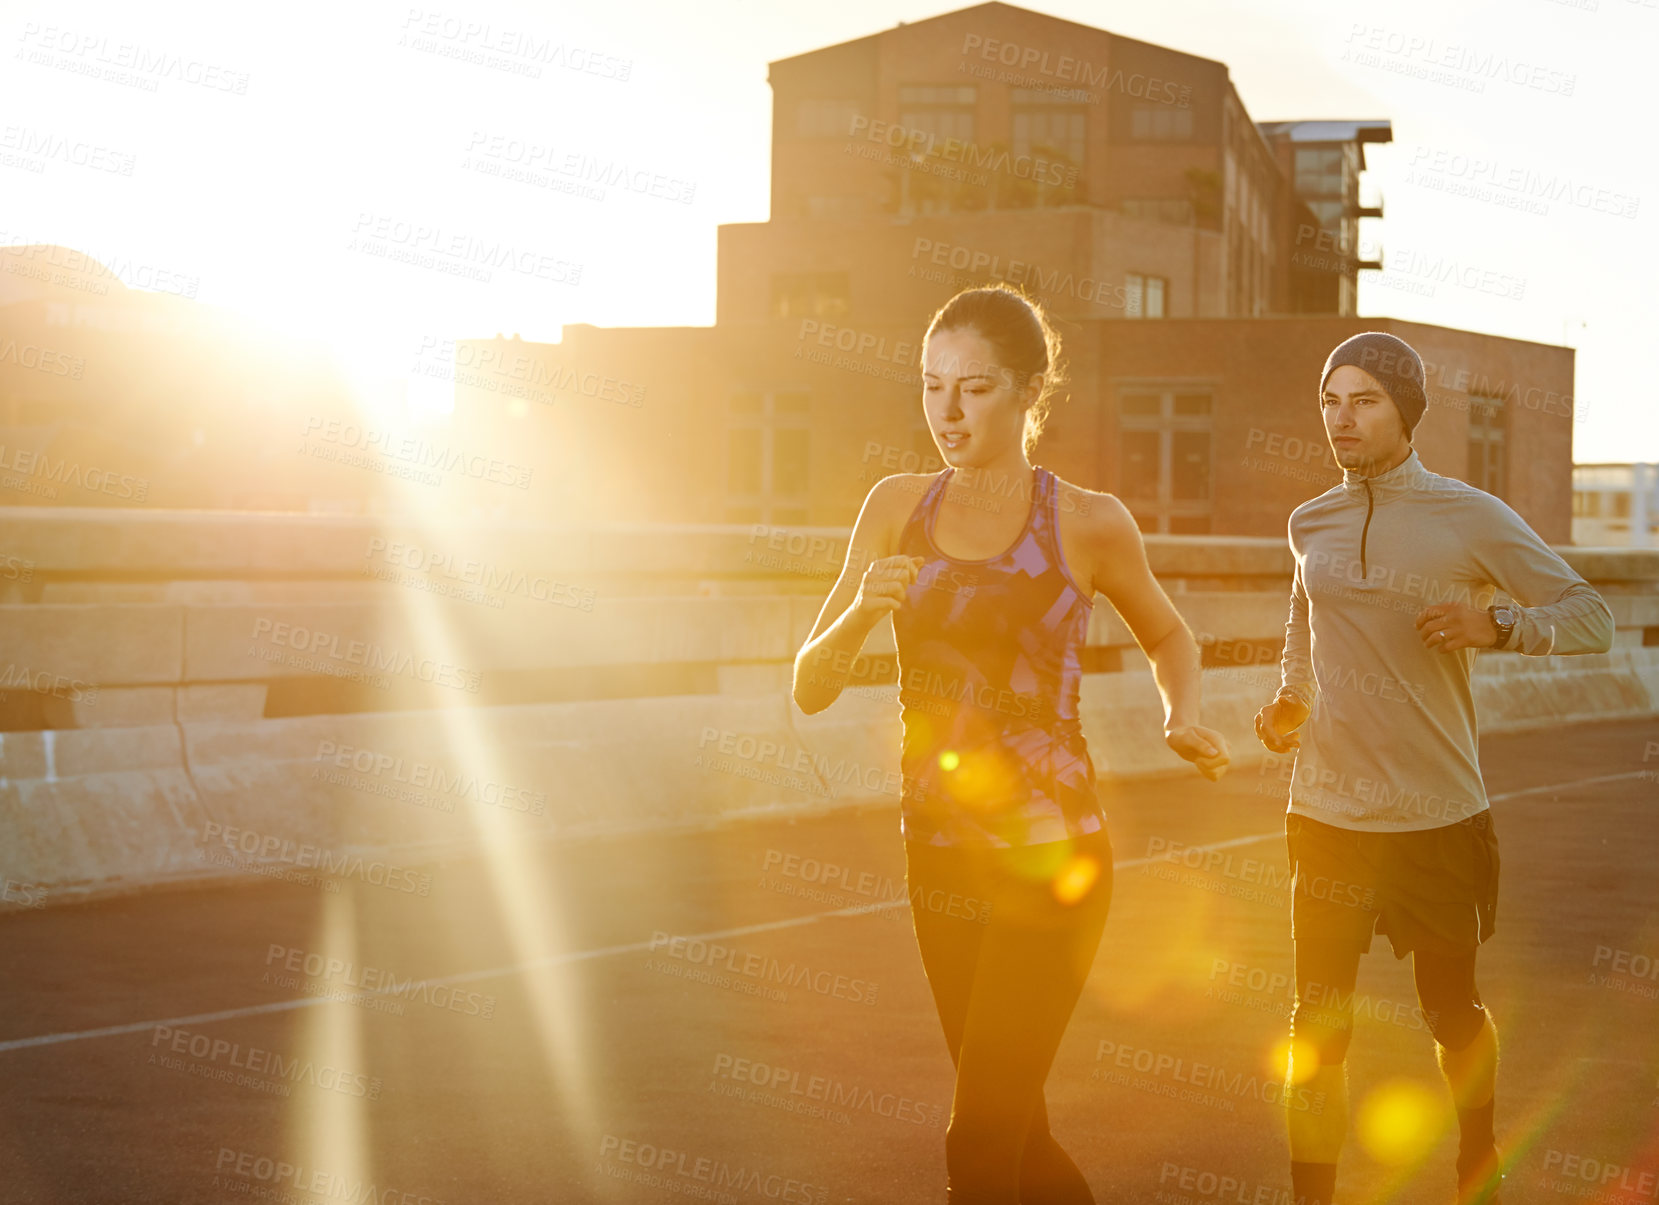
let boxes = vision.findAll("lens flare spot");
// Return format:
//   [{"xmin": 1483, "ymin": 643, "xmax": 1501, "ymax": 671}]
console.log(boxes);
[
  {"xmin": 938, "ymin": 747, "xmax": 1025, "ymax": 812},
  {"xmin": 1052, "ymin": 854, "xmax": 1100, "ymax": 905},
  {"xmin": 1278, "ymin": 1036, "xmax": 1321, "ymax": 1084},
  {"xmin": 1356, "ymin": 1078, "xmax": 1446, "ymax": 1165}
]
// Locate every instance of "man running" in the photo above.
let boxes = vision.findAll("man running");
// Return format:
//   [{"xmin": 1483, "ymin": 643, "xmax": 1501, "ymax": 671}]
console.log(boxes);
[{"xmin": 1253, "ymin": 331, "xmax": 1616, "ymax": 1205}]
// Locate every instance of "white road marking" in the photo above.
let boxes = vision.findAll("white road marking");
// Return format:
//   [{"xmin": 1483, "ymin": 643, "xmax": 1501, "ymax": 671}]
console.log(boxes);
[{"xmin": 0, "ymin": 770, "xmax": 1644, "ymax": 1056}]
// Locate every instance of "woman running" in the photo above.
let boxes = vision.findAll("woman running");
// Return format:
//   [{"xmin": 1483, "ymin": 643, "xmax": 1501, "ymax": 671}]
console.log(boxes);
[{"xmin": 792, "ymin": 283, "xmax": 1231, "ymax": 1203}]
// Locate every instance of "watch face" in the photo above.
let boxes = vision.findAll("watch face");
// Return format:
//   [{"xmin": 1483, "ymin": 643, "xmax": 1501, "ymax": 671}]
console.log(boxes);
[{"xmin": 1496, "ymin": 605, "xmax": 1518, "ymax": 626}]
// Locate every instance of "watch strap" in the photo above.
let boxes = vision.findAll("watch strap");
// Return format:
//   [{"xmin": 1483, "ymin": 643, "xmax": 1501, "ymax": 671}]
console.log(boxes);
[{"xmin": 1489, "ymin": 603, "xmax": 1517, "ymax": 650}]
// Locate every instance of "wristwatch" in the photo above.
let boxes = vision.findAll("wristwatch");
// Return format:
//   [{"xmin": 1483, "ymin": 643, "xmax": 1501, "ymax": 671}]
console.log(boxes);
[{"xmin": 1488, "ymin": 603, "xmax": 1520, "ymax": 650}]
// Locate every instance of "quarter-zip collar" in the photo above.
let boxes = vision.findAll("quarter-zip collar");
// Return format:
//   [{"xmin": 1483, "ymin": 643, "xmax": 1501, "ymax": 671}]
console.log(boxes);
[
  {"xmin": 1338, "ymin": 445, "xmax": 1427, "ymax": 579},
  {"xmin": 1339, "ymin": 445, "xmax": 1428, "ymax": 502}
]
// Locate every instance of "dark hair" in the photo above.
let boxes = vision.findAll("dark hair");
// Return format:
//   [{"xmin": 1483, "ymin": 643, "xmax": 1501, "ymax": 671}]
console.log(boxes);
[{"xmin": 922, "ymin": 283, "xmax": 1067, "ymax": 457}]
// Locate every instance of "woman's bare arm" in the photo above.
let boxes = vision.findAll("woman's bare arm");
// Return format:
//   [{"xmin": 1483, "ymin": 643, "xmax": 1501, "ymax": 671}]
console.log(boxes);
[
  {"xmin": 792, "ymin": 476, "xmax": 921, "ymax": 715},
  {"xmin": 1084, "ymin": 493, "xmax": 1230, "ymax": 779}
]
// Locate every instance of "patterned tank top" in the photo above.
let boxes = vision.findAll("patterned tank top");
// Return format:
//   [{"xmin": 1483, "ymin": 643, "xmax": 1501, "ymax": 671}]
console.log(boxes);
[{"xmin": 891, "ymin": 464, "xmax": 1105, "ymax": 848}]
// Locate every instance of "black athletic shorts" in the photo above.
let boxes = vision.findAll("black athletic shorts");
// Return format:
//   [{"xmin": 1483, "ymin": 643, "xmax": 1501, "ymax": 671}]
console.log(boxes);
[{"xmin": 1284, "ymin": 809, "xmax": 1500, "ymax": 959}]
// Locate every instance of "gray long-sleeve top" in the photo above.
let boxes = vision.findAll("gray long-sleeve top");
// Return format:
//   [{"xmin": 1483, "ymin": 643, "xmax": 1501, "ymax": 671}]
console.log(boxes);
[{"xmin": 1276, "ymin": 447, "xmax": 1615, "ymax": 831}]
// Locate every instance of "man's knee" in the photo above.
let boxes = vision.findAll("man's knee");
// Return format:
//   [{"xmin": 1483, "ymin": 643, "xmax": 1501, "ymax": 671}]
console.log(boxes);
[
  {"xmin": 1427, "ymin": 997, "xmax": 1487, "ymax": 1052},
  {"xmin": 1415, "ymin": 951, "xmax": 1487, "ymax": 1052},
  {"xmin": 1290, "ymin": 998, "xmax": 1353, "ymax": 1068}
]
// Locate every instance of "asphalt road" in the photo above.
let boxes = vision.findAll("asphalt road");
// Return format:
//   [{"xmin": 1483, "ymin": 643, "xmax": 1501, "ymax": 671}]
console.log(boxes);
[{"xmin": 0, "ymin": 716, "xmax": 1655, "ymax": 1204}]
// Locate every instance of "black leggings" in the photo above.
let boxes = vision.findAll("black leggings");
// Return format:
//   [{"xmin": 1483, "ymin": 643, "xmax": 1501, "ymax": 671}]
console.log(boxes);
[{"xmin": 905, "ymin": 830, "xmax": 1113, "ymax": 1205}]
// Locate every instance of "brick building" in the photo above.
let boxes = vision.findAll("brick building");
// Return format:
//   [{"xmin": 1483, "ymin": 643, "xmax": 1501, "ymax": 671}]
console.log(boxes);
[{"xmin": 445, "ymin": 1, "xmax": 1576, "ymax": 539}]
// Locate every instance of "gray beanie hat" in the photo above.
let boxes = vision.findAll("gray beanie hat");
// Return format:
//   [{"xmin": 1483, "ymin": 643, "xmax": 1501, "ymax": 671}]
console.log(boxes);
[{"xmin": 1319, "ymin": 331, "xmax": 1427, "ymax": 434}]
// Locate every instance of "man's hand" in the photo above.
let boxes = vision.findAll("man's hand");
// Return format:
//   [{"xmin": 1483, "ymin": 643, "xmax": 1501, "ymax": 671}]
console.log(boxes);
[
  {"xmin": 1166, "ymin": 724, "xmax": 1231, "ymax": 782},
  {"xmin": 1413, "ymin": 602, "xmax": 1500, "ymax": 653},
  {"xmin": 1254, "ymin": 695, "xmax": 1310, "ymax": 753}
]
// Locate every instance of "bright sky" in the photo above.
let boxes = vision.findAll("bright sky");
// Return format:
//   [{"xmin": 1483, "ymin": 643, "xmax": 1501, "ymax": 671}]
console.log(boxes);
[{"xmin": 2, "ymin": 0, "xmax": 1653, "ymax": 460}]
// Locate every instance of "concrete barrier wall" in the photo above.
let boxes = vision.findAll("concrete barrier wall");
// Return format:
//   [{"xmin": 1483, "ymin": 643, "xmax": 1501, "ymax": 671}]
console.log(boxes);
[
  {"xmin": 0, "ymin": 508, "xmax": 1653, "ymax": 908},
  {"xmin": 5, "ymin": 645, "xmax": 1656, "ymax": 907}
]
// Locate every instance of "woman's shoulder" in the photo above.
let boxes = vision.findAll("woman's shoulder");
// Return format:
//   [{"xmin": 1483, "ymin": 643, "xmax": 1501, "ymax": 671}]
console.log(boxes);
[
  {"xmin": 858, "ymin": 471, "xmax": 944, "ymax": 555},
  {"xmin": 1045, "ymin": 470, "xmax": 1135, "ymax": 534}
]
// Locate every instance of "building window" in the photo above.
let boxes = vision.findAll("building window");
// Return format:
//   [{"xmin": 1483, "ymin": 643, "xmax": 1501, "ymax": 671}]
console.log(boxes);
[
  {"xmin": 1467, "ymin": 395, "xmax": 1507, "ymax": 498},
  {"xmin": 1006, "ymin": 91, "xmax": 1085, "ymax": 207},
  {"xmin": 727, "ymin": 390, "xmax": 811, "ymax": 523},
  {"xmin": 1125, "ymin": 273, "xmax": 1168, "ymax": 319},
  {"xmin": 1115, "ymin": 386, "xmax": 1213, "ymax": 533},
  {"xmin": 1011, "ymin": 89, "xmax": 1085, "ymax": 168},
  {"xmin": 1130, "ymin": 103, "xmax": 1193, "ymax": 140},
  {"xmin": 796, "ymin": 99, "xmax": 863, "ymax": 138},
  {"xmin": 1294, "ymin": 148, "xmax": 1345, "ymax": 196},
  {"xmin": 898, "ymin": 84, "xmax": 976, "ymax": 143},
  {"xmin": 771, "ymin": 272, "xmax": 849, "ymax": 320}
]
